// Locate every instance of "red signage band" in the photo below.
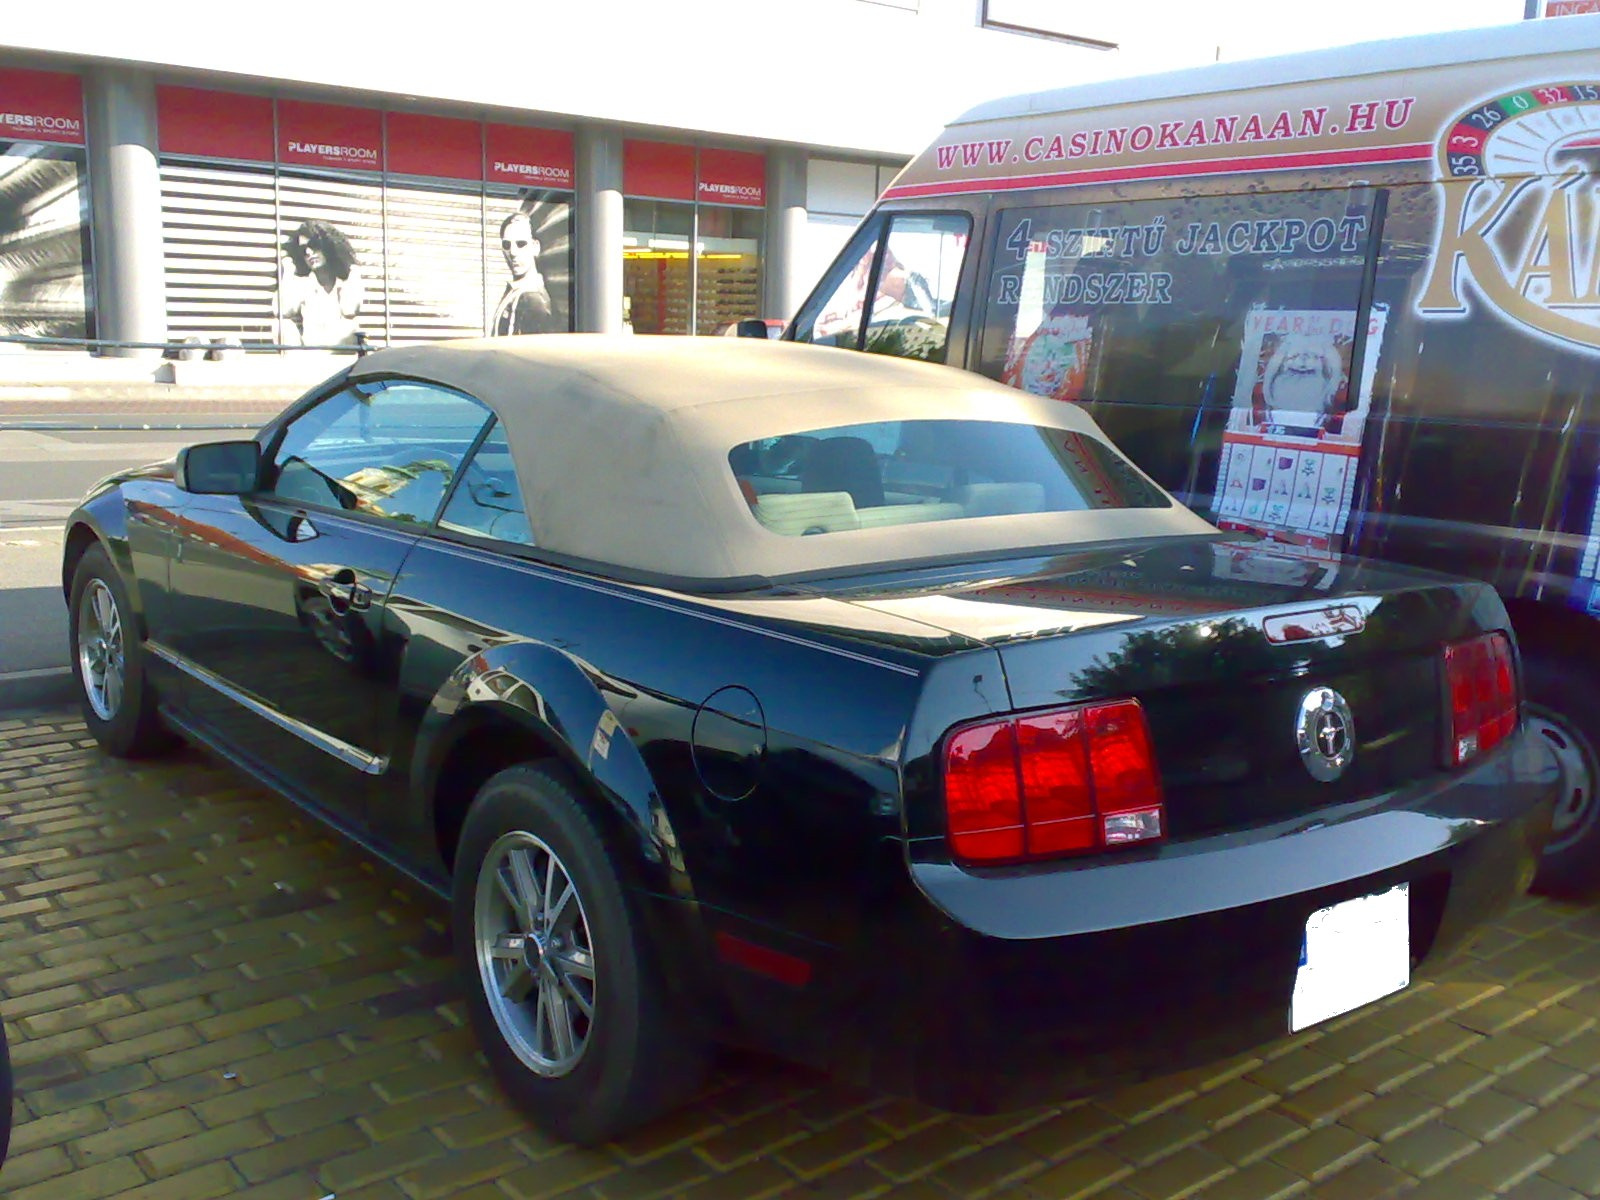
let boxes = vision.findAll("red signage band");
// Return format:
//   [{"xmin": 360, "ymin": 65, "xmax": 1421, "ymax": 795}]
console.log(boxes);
[
  {"xmin": 278, "ymin": 99, "xmax": 383, "ymax": 172},
  {"xmin": 625, "ymin": 139, "xmax": 696, "ymax": 202},
  {"xmin": 882, "ymin": 142, "xmax": 1433, "ymax": 200},
  {"xmin": 0, "ymin": 67, "xmax": 84, "ymax": 146},
  {"xmin": 697, "ymin": 147, "xmax": 765, "ymax": 207},
  {"xmin": 157, "ymin": 86, "xmax": 273, "ymax": 162},
  {"xmin": 387, "ymin": 112, "xmax": 482, "ymax": 181},
  {"xmin": 486, "ymin": 124, "xmax": 574, "ymax": 188}
]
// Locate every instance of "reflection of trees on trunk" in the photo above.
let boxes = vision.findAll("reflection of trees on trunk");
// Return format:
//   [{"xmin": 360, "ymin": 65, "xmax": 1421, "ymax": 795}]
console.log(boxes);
[
  {"xmin": 1072, "ymin": 618, "xmax": 1276, "ymax": 697},
  {"xmin": 0, "ymin": 151, "xmax": 88, "ymax": 338}
]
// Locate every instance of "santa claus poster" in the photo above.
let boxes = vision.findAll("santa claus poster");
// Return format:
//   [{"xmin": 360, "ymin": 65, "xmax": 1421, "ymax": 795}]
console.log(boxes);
[{"xmin": 1213, "ymin": 305, "xmax": 1387, "ymax": 550}]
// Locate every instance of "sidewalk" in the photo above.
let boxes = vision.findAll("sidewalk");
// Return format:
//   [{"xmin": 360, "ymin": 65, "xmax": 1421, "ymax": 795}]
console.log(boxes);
[
  {"xmin": 0, "ymin": 352, "xmax": 343, "ymax": 430},
  {"xmin": 0, "ymin": 386, "xmax": 301, "ymax": 432}
]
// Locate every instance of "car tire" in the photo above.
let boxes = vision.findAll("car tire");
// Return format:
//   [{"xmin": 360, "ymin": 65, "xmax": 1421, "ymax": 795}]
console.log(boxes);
[
  {"xmin": 68, "ymin": 544, "xmax": 173, "ymax": 759},
  {"xmin": 1524, "ymin": 655, "xmax": 1600, "ymax": 898},
  {"xmin": 451, "ymin": 762, "xmax": 706, "ymax": 1144}
]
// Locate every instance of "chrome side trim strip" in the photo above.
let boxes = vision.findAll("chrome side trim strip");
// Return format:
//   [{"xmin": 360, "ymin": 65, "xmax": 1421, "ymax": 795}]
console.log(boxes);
[{"xmin": 146, "ymin": 641, "xmax": 388, "ymax": 775}]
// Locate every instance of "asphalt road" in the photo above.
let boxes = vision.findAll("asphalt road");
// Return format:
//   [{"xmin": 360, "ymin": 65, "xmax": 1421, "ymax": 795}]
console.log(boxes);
[
  {"xmin": 0, "ymin": 430, "xmax": 195, "ymax": 701},
  {"xmin": 0, "ymin": 429, "xmax": 195, "ymax": 529}
]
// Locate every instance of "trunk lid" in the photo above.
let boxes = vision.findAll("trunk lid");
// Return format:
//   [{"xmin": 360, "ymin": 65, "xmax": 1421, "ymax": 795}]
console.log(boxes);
[{"xmin": 821, "ymin": 537, "xmax": 1499, "ymax": 839}]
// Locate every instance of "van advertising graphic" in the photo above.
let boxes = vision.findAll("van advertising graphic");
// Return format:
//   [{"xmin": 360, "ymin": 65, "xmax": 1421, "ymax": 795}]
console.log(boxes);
[
  {"xmin": 1213, "ymin": 306, "xmax": 1387, "ymax": 550},
  {"xmin": 1417, "ymin": 82, "xmax": 1600, "ymax": 356}
]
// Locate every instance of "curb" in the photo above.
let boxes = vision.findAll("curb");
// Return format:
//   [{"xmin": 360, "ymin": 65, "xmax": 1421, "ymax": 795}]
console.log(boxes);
[{"xmin": 0, "ymin": 668, "xmax": 77, "ymax": 713}]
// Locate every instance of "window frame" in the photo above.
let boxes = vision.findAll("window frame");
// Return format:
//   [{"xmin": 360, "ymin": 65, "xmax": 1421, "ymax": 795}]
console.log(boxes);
[{"xmin": 788, "ymin": 209, "xmax": 975, "ymax": 359}]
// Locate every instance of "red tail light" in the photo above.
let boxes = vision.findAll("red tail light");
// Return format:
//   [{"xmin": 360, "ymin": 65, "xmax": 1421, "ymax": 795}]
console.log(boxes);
[
  {"xmin": 944, "ymin": 699, "xmax": 1164, "ymax": 865},
  {"xmin": 1442, "ymin": 632, "xmax": 1518, "ymax": 767}
]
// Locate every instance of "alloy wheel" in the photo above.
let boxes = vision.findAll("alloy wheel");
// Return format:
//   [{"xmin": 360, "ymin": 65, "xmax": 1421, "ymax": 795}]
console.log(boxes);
[
  {"xmin": 77, "ymin": 579, "xmax": 125, "ymax": 722},
  {"xmin": 474, "ymin": 831, "xmax": 596, "ymax": 1076}
]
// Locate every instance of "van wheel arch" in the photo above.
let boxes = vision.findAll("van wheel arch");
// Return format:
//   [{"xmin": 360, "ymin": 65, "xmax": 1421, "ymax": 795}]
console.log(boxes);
[{"xmin": 1502, "ymin": 599, "xmax": 1600, "ymax": 897}]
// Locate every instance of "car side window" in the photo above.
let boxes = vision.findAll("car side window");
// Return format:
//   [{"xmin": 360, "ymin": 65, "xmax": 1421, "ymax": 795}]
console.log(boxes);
[
  {"xmin": 439, "ymin": 420, "xmax": 533, "ymax": 545},
  {"xmin": 265, "ymin": 379, "xmax": 493, "ymax": 527}
]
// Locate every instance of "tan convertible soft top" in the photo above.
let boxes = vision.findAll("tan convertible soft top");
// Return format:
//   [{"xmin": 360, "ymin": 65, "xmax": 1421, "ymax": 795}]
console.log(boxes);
[{"xmin": 349, "ymin": 336, "xmax": 1213, "ymax": 583}]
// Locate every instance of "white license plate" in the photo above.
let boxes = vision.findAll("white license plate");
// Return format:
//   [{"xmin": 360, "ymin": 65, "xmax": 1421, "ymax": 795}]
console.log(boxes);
[{"xmin": 1289, "ymin": 883, "xmax": 1410, "ymax": 1033}]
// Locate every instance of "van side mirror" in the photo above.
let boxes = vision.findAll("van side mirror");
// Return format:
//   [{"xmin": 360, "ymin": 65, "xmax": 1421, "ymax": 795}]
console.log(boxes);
[
  {"xmin": 735, "ymin": 318, "xmax": 774, "ymax": 339},
  {"xmin": 176, "ymin": 441, "xmax": 261, "ymax": 494}
]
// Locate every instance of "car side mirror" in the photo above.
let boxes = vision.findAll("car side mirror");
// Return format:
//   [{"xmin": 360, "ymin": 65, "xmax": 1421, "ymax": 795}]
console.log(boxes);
[
  {"xmin": 734, "ymin": 318, "xmax": 773, "ymax": 339},
  {"xmin": 176, "ymin": 441, "xmax": 261, "ymax": 495}
]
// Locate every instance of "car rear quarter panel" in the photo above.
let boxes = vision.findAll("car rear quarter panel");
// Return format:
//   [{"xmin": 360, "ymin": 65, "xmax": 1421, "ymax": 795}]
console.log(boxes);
[{"xmin": 387, "ymin": 541, "xmax": 975, "ymax": 950}]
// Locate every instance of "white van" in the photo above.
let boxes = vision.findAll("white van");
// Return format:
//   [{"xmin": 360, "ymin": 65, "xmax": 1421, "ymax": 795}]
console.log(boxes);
[{"xmin": 786, "ymin": 14, "xmax": 1600, "ymax": 892}]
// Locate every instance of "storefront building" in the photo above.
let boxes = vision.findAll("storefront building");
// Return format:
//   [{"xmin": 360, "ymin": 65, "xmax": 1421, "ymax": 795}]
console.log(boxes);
[
  {"xmin": 0, "ymin": 67, "xmax": 826, "ymax": 351},
  {"xmin": 0, "ymin": 5, "xmax": 1099, "ymax": 354}
]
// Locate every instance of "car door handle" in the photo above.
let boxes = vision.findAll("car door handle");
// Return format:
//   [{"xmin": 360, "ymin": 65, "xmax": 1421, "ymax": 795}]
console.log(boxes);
[{"xmin": 323, "ymin": 569, "xmax": 373, "ymax": 614}]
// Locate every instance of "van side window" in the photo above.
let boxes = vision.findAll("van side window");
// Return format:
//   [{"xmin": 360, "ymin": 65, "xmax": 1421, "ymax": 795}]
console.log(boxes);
[
  {"xmin": 974, "ymin": 189, "xmax": 1383, "ymax": 536},
  {"xmin": 792, "ymin": 214, "xmax": 971, "ymax": 361},
  {"xmin": 862, "ymin": 215, "xmax": 970, "ymax": 361},
  {"xmin": 792, "ymin": 221, "xmax": 882, "ymax": 348}
]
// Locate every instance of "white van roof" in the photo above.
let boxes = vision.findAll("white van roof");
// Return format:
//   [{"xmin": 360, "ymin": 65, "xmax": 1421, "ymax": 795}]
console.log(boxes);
[
  {"xmin": 953, "ymin": 14, "xmax": 1600, "ymax": 127},
  {"xmin": 887, "ymin": 13, "xmax": 1600, "ymax": 202}
]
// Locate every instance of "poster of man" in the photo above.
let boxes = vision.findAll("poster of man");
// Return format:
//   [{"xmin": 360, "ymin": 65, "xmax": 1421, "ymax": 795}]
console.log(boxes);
[{"xmin": 491, "ymin": 210, "xmax": 558, "ymax": 336}]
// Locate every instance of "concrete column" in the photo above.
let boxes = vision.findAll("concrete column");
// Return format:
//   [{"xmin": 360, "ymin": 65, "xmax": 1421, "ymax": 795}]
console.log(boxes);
[
  {"xmin": 762, "ymin": 147, "xmax": 809, "ymax": 323},
  {"xmin": 575, "ymin": 125, "xmax": 624, "ymax": 334},
  {"xmin": 83, "ymin": 67, "xmax": 166, "ymax": 355}
]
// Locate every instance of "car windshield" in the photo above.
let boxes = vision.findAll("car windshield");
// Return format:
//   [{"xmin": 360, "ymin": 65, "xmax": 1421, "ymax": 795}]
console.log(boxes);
[{"xmin": 729, "ymin": 419, "xmax": 1169, "ymax": 537}]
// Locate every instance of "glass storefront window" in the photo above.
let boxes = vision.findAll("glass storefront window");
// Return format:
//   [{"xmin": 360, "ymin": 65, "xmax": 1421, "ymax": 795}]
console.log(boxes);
[
  {"xmin": 624, "ymin": 199, "xmax": 694, "ymax": 335},
  {"xmin": 695, "ymin": 205, "xmax": 762, "ymax": 335},
  {"xmin": 624, "ymin": 197, "xmax": 765, "ymax": 335}
]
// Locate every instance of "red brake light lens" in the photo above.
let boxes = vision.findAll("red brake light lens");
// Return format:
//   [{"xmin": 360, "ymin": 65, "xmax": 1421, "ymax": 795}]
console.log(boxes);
[
  {"xmin": 944, "ymin": 721, "xmax": 1024, "ymax": 862},
  {"xmin": 1443, "ymin": 632, "xmax": 1518, "ymax": 767},
  {"xmin": 944, "ymin": 699, "xmax": 1164, "ymax": 864}
]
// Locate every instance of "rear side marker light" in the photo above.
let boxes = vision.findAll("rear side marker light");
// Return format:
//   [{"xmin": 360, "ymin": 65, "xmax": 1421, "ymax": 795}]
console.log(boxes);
[
  {"xmin": 1442, "ymin": 632, "xmax": 1518, "ymax": 768},
  {"xmin": 944, "ymin": 699, "xmax": 1165, "ymax": 865}
]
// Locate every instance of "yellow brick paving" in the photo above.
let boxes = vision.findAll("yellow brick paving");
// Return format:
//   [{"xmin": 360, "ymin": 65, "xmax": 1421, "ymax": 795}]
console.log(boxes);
[{"xmin": 3, "ymin": 708, "xmax": 1600, "ymax": 1200}]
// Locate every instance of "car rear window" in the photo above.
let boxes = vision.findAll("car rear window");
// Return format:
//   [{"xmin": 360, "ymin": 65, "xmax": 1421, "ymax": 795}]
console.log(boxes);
[{"xmin": 728, "ymin": 419, "xmax": 1169, "ymax": 537}]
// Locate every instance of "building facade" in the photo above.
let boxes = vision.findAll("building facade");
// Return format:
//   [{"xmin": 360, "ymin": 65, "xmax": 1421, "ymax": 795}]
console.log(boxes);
[{"xmin": 0, "ymin": 2, "xmax": 1107, "ymax": 354}]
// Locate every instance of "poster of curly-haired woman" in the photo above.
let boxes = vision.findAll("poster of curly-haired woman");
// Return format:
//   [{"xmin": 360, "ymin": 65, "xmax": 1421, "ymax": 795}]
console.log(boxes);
[{"xmin": 277, "ymin": 216, "xmax": 367, "ymax": 347}]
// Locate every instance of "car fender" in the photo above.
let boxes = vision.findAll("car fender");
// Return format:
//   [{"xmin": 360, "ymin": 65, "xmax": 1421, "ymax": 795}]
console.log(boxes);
[
  {"xmin": 413, "ymin": 641, "xmax": 683, "ymax": 886},
  {"xmin": 61, "ymin": 495, "xmax": 130, "ymax": 599}
]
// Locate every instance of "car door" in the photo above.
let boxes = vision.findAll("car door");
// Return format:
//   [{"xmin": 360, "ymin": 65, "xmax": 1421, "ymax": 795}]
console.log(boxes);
[{"xmin": 162, "ymin": 377, "xmax": 496, "ymax": 825}]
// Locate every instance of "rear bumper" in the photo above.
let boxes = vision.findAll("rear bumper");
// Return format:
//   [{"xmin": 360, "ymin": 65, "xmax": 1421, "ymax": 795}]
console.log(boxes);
[{"xmin": 719, "ymin": 729, "xmax": 1557, "ymax": 1111}]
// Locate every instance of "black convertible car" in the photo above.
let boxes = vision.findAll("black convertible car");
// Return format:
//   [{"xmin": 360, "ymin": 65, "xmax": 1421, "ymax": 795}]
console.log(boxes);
[{"xmin": 63, "ymin": 337, "xmax": 1556, "ymax": 1142}]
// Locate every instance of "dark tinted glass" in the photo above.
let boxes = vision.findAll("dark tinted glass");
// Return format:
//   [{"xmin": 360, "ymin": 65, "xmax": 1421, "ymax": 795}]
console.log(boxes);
[{"xmin": 729, "ymin": 419, "xmax": 1168, "ymax": 537}]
